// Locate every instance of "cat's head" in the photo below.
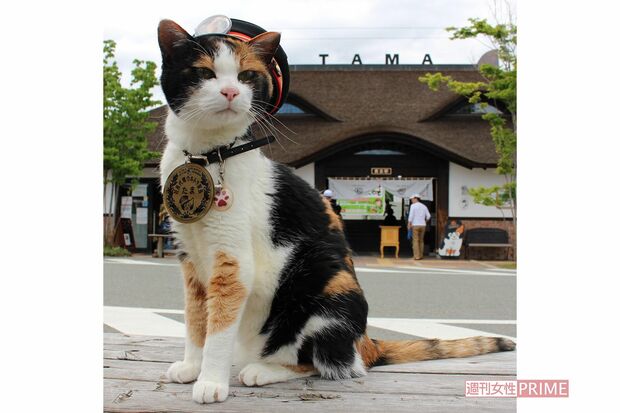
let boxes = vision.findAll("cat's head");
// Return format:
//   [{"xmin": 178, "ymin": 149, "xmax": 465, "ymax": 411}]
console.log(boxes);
[{"xmin": 157, "ymin": 19, "xmax": 281, "ymax": 132}]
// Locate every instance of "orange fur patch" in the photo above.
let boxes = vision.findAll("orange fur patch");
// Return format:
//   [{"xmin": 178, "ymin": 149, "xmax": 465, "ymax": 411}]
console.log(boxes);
[
  {"xmin": 379, "ymin": 336, "xmax": 512, "ymax": 364},
  {"xmin": 193, "ymin": 55, "xmax": 215, "ymax": 71},
  {"xmin": 322, "ymin": 198, "xmax": 343, "ymax": 231},
  {"xmin": 228, "ymin": 40, "xmax": 273, "ymax": 97},
  {"xmin": 206, "ymin": 251, "xmax": 247, "ymax": 335},
  {"xmin": 380, "ymin": 339, "xmax": 441, "ymax": 363},
  {"xmin": 181, "ymin": 261, "xmax": 208, "ymax": 347},
  {"xmin": 355, "ymin": 334, "xmax": 382, "ymax": 368},
  {"xmin": 323, "ymin": 270, "xmax": 361, "ymax": 296},
  {"xmin": 285, "ymin": 364, "xmax": 317, "ymax": 374},
  {"xmin": 344, "ymin": 253, "xmax": 355, "ymax": 272}
]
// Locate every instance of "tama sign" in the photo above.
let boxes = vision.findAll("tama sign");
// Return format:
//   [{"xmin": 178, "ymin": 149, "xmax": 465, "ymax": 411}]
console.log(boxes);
[
  {"xmin": 371, "ymin": 167, "xmax": 392, "ymax": 176},
  {"xmin": 318, "ymin": 53, "xmax": 433, "ymax": 65}
]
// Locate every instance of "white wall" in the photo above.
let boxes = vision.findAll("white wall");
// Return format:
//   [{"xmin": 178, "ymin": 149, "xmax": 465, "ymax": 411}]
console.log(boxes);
[
  {"xmin": 103, "ymin": 182, "xmax": 116, "ymax": 214},
  {"xmin": 448, "ymin": 163, "xmax": 513, "ymax": 218},
  {"xmin": 294, "ymin": 162, "xmax": 315, "ymax": 188}
]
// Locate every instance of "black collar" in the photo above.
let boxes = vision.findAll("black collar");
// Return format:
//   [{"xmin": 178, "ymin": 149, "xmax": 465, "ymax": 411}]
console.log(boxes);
[{"xmin": 183, "ymin": 135, "xmax": 275, "ymax": 166}]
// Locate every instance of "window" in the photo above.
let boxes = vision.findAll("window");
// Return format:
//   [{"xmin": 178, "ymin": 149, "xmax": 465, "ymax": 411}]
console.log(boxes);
[
  {"xmin": 275, "ymin": 93, "xmax": 340, "ymax": 121},
  {"xmin": 452, "ymin": 102, "xmax": 503, "ymax": 115},
  {"xmin": 354, "ymin": 149, "xmax": 407, "ymax": 156},
  {"xmin": 278, "ymin": 102, "xmax": 310, "ymax": 115}
]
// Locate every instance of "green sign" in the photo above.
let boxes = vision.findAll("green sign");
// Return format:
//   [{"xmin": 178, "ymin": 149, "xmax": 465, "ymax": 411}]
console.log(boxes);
[{"xmin": 339, "ymin": 189, "xmax": 385, "ymax": 215}]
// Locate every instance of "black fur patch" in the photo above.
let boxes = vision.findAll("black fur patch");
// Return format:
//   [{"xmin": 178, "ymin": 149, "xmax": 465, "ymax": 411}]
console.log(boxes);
[
  {"xmin": 370, "ymin": 338, "xmax": 388, "ymax": 367},
  {"xmin": 160, "ymin": 37, "xmax": 220, "ymax": 113},
  {"xmin": 260, "ymin": 164, "xmax": 368, "ymax": 376}
]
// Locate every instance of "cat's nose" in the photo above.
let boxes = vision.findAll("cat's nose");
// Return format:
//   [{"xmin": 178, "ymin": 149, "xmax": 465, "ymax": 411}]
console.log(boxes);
[{"xmin": 220, "ymin": 87, "xmax": 240, "ymax": 102}]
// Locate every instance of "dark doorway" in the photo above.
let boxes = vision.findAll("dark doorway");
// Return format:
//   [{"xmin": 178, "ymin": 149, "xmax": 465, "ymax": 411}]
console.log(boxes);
[{"xmin": 314, "ymin": 135, "xmax": 449, "ymax": 256}]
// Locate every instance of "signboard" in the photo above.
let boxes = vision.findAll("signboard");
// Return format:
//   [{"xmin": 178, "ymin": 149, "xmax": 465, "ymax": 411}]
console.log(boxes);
[
  {"xmin": 329, "ymin": 181, "xmax": 385, "ymax": 215},
  {"xmin": 120, "ymin": 196, "xmax": 132, "ymax": 219},
  {"xmin": 339, "ymin": 194, "xmax": 385, "ymax": 215},
  {"xmin": 371, "ymin": 167, "xmax": 392, "ymax": 176},
  {"xmin": 437, "ymin": 219, "xmax": 465, "ymax": 258}
]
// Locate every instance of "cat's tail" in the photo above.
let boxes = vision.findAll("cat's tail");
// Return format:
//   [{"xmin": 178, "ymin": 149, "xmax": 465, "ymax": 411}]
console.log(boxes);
[{"xmin": 356, "ymin": 334, "xmax": 515, "ymax": 368}]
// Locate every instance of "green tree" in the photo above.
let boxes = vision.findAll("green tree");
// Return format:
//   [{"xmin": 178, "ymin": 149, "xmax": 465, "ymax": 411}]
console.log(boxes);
[
  {"xmin": 419, "ymin": 16, "xmax": 517, "ymax": 257},
  {"xmin": 104, "ymin": 39, "xmax": 161, "ymax": 245}
]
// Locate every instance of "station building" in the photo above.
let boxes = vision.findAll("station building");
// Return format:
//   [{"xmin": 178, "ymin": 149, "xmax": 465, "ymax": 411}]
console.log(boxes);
[{"xmin": 126, "ymin": 62, "xmax": 513, "ymax": 258}]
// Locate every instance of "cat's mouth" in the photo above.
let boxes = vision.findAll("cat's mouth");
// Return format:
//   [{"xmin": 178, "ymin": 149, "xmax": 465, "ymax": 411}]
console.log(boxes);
[{"xmin": 215, "ymin": 108, "xmax": 238, "ymax": 114}]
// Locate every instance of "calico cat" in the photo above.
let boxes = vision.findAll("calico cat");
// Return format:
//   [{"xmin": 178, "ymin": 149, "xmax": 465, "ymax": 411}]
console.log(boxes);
[{"xmin": 157, "ymin": 19, "xmax": 515, "ymax": 404}]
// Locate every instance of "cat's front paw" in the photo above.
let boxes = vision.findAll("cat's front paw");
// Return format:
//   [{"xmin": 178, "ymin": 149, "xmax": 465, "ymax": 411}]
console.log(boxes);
[
  {"xmin": 166, "ymin": 361, "xmax": 201, "ymax": 383},
  {"xmin": 192, "ymin": 380, "xmax": 229, "ymax": 403}
]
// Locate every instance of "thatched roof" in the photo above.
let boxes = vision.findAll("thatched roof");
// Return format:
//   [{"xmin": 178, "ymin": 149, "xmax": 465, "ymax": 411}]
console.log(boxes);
[{"xmin": 147, "ymin": 64, "xmax": 502, "ymax": 168}]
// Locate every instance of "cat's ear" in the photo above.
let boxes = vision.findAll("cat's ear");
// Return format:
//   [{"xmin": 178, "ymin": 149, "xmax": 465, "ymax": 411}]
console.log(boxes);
[
  {"xmin": 248, "ymin": 32, "xmax": 281, "ymax": 65},
  {"xmin": 158, "ymin": 19, "xmax": 194, "ymax": 62}
]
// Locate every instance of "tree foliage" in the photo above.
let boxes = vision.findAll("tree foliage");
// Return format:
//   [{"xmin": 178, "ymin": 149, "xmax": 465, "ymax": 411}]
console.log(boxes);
[
  {"xmin": 419, "ymin": 17, "xmax": 517, "ymax": 221},
  {"xmin": 103, "ymin": 39, "xmax": 161, "ymax": 186}
]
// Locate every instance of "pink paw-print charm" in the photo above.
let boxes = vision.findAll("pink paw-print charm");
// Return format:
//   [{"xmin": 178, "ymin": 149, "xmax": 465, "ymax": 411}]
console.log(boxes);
[{"xmin": 214, "ymin": 187, "xmax": 233, "ymax": 211}]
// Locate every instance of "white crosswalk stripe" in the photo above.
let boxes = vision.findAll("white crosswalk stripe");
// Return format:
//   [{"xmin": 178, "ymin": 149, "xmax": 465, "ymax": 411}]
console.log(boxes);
[
  {"xmin": 105, "ymin": 258, "xmax": 515, "ymax": 276},
  {"xmin": 104, "ymin": 305, "xmax": 515, "ymax": 341}
]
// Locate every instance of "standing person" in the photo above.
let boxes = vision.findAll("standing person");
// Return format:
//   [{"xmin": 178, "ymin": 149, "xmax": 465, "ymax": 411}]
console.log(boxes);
[
  {"xmin": 323, "ymin": 189, "xmax": 342, "ymax": 217},
  {"xmin": 158, "ymin": 206, "xmax": 174, "ymax": 250},
  {"xmin": 407, "ymin": 194, "xmax": 430, "ymax": 260},
  {"xmin": 383, "ymin": 203, "xmax": 398, "ymax": 225}
]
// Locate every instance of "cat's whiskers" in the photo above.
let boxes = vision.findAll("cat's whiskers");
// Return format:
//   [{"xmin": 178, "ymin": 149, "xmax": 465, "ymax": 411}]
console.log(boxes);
[
  {"xmin": 247, "ymin": 108, "xmax": 287, "ymax": 153},
  {"xmin": 250, "ymin": 100, "xmax": 299, "ymax": 141},
  {"xmin": 251, "ymin": 99, "xmax": 299, "ymax": 141},
  {"xmin": 248, "ymin": 108, "xmax": 287, "ymax": 152},
  {"xmin": 248, "ymin": 106, "xmax": 285, "ymax": 140},
  {"xmin": 250, "ymin": 104, "xmax": 299, "ymax": 147},
  {"xmin": 243, "ymin": 112, "xmax": 275, "ymax": 158}
]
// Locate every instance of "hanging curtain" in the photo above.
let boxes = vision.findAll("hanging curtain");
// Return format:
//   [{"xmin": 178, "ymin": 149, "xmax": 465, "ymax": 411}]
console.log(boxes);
[{"xmin": 328, "ymin": 178, "xmax": 433, "ymax": 201}]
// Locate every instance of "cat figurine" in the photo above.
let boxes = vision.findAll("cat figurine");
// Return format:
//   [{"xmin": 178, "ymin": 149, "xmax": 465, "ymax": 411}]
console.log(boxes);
[
  {"xmin": 438, "ymin": 231, "xmax": 464, "ymax": 256},
  {"xmin": 157, "ymin": 18, "xmax": 515, "ymax": 404}
]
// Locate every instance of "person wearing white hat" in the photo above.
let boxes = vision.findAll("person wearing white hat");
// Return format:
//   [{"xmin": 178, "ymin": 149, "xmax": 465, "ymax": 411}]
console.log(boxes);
[
  {"xmin": 323, "ymin": 189, "xmax": 341, "ymax": 217},
  {"xmin": 407, "ymin": 193, "xmax": 431, "ymax": 260}
]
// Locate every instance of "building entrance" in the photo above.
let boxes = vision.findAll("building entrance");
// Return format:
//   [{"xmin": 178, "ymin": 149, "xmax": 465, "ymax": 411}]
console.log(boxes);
[{"xmin": 314, "ymin": 135, "xmax": 449, "ymax": 256}]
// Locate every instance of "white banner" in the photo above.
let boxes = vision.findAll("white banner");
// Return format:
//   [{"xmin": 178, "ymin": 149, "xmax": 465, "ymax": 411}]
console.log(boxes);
[
  {"xmin": 328, "ymin": 178, "xmax": 433, "ymax": 201},
  {"xmin": 328, "ymin": 179, "xmax": 382, "ymax": 199}
]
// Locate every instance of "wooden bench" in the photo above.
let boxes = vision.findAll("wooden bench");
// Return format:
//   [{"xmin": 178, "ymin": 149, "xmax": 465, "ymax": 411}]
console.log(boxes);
[
  {"xmin": 104, "ymin": 333, "xmax": 516, "ymax": 412},
  {"xmin": 464, "ymin": 228, "xmax": 512, "ymax": 260},
  {"xmin": 147, "ymin": 233, "xmax": 174, "ymax": 258}
]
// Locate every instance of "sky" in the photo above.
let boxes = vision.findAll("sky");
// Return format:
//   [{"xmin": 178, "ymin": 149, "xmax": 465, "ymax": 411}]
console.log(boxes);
[{"xmin": 103, "ymin": 0, "xmax": 515, "ymax": 103}]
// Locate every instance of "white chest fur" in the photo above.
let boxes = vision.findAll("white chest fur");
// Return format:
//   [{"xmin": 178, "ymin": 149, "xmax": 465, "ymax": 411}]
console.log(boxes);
[{"xmin": 160, "ymin": 112, "xmax": 291, "ymax": 362}]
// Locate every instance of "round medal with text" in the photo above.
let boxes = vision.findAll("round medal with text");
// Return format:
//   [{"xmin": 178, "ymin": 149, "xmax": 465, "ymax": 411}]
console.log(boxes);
[{"xmin": 163, "ymin": 163, "xmax": 214, "ymax": 223}]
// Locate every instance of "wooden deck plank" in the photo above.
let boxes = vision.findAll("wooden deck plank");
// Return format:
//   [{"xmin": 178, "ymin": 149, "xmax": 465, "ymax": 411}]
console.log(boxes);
[
  {"xmin": 104, "ymin": 358, "xmax": 514, "ymax": 397},
  {"xmin": 104, "ymin": 333, "xmax": 516, "ymax": 412},
  {"xmin": 105, "ymin": 378, "xmax": 516, "ymax": 413}
]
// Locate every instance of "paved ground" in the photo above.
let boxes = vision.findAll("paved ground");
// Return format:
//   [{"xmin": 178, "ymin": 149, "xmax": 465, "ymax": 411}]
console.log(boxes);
[{"xmin": 104, "ymin": 254, "xmax": 516, "ymax": 341}]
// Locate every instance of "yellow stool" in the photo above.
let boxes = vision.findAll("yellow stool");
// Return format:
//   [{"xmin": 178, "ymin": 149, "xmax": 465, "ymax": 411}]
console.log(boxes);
[{"xmin": 379, "ymin": 226, "xmax": 400, "ymax": 258}]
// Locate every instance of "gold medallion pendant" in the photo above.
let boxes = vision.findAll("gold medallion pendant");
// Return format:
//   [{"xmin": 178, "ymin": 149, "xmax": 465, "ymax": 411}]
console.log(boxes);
[{"xmin": 163, "ymin": 163, "xmax": 214, "ymax": 223}]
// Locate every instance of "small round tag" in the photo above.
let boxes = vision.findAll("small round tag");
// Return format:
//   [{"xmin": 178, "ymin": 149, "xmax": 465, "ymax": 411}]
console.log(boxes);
[
  {"xmin": 213, "ymin": 186, "xmax": 234, "ymax": 211},
  {"xmin": 163, "ymin": 163, "xmax": 214, "ymax": 223}
]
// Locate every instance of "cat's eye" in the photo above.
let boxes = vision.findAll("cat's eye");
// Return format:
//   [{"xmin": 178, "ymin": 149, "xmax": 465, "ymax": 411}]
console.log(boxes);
[
  {"xmin": 238, "ymin": 70, "xmax": 257, "ymax": 82},
  {"xmin": 196, "ymin": 67, "xmax": 216, "ymax": 80}
]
